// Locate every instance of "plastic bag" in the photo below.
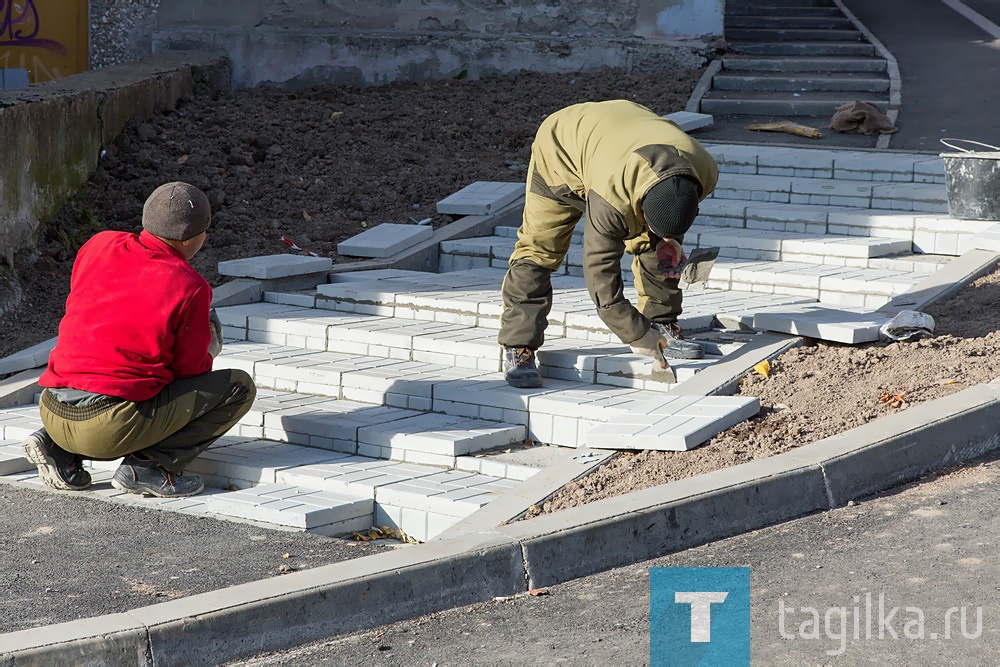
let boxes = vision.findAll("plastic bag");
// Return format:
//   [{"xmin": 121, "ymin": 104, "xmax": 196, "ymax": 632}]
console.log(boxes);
[{"xmin": 879, "ymin": 310, "xmax": 935, "ymax": 342}]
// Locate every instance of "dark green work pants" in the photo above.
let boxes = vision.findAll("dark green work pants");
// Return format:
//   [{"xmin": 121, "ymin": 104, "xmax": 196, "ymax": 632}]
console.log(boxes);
[{"xmin": 39, "ymin": 369, "xmax": 256, "ymax": 474}]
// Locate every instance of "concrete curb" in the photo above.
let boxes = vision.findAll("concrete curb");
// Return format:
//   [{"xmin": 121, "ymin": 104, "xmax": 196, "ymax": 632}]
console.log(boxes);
[
  {"xmin": 4, "ymin": 382, "xmax": 999, "ymax": 664},
  {"xmin": 685, "ymin": 59, "xmax": 722, "ymax": 114},
  {"xmin": 835, "ymin": 0, "xmax": 902, "ymax": 150}
]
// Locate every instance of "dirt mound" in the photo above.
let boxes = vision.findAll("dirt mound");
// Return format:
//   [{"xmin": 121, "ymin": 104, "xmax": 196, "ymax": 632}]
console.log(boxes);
[{"xmin": 530, "ymin": 270, "xmax": 1000, "ymax": 516}]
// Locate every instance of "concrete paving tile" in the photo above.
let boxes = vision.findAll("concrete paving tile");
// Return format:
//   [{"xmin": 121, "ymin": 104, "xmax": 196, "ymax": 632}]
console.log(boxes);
[
  {"xmin": 359, "ymin": 414, "xmax": 525, "ymax": 456},
  {"xmin": 202, "ymin": 483, "xmax": 373, "ymax": 530},
  {"xmin": 0, "ymin": 439, "xmax": 33, "ymax": 475},
  {"xmin": 263, "ymin": 291, "xmax": 317, "ymax": 308},
  {"xmin": 277, "ymin": 456, "xmax": 442, "ymax": 494},
  {"xmin": 215, "ymin": 303, "xmax": 311, "ymax": 329},
  {"xmin": 432, "ymin": 376, "xmax": 577, "ymax": 413},
  {"xmin": 185, "ymin": 439, "xmax": 349, "ymax": 487},
  {"xmin": 376, "ymin": 470, "xmax": 511, "ymax": 516},
  {"xmin": 436, "ymin": 181, "xmax": 523, "ymax": 215},
  {"xmin": 663, "ymin": 110, "xmax": 713, "ymax": 132},
  {"xmin": 218, "ymin": 254, "xmax": 332, "ymax": 279},
  {"xmin": 754, "ymin": 305, "xmax": 890, "ymax": 344},
  {"xmin": 0, "ymin": 406, "xmax": 43, "ymax": 440},
  {"xmin": 581, "ymin": 395, "xmax": 759, "ymax": 451},
  {"xmin": 337, "ymin": 223, "xmax": 434, "ymax": 259}
]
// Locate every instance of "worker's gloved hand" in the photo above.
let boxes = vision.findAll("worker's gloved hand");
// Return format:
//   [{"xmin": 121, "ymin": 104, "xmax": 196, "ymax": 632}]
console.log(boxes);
[
  {"xmin": 655, "ymin": 238, "xmax": 688, "ymax": 280},
  {"xmin": 208, "ymin": 308, "xmax": 223, "ymax": 358},
  {"xmin": 629, "ymin": 325, "xmax": 668, "ymax": 369}
]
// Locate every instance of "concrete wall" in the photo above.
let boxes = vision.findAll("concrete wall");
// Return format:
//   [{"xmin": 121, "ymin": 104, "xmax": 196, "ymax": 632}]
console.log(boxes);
[
  {"xmin": 0, "ymin": 52, "xmax": 230, "ymax": 273},
  {"xmin": 155, "ymin": 0, "xmax": 723, "ymax": 38},
  {"xmin": 151, "ymin": 0, "xmax": 722, "ymax": 88}
]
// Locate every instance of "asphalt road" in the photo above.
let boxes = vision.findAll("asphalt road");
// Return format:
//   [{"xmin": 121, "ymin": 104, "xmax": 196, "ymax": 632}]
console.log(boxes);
[
  {"xmin": 0, "ymin": 480, "xmax": 391, "ymax": 634},
  {"xmin": 842, "ymin": 0, "xmax": 1000, "ymax": 152},
  {"xmin": 233, "ymin": 452, "xmax": 998, "ymax": 665}
]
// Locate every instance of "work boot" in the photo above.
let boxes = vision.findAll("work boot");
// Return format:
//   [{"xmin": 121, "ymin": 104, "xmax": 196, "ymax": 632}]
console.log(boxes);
[
  {"xmin": 21, "ymin": 429, "xmax": 91, "ymax": 491},
  {"xmin": 111, "ymin": 454, "xmax": 204, "ymax": 498},
  {"xmin": 655, "ymin": 322, "xmax": 705, "ymax": 360},
  {"xmin": 503, "ymin": 346, "xmax": 543, "ymax": 388}
]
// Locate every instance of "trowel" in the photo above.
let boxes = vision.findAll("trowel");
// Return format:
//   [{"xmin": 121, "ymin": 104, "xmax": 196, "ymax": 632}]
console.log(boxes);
[{"xmin": 679, "ymin": 246, "xmax": 720, "ymax": 286}]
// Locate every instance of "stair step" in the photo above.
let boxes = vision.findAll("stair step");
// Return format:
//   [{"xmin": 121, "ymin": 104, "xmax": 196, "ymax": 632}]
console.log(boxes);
[
  {"xmin": 726, "ymin": 6, "xmax": 843, "ymax": 17},
  {"xmin": 730, "ymin": 41, "xmax": 876, "ymax": 56},
  {"xmin": 703, "ymin": 144, "xmax": 946, "ymax": 183},
  {"xmin": 707, "ymin": 173, "xmax": 947, "ymax": 213},
  {"xmin": 722, "ymin": 56, "xmax": 887, "ymax": 73},
  {"xmin": 700, "ymin": 90, "xmax": 887, "ymax": 116},
  {"xmin": 726, "ymin": 15, "xmax": 852, "ymax": 29},
  {"xmin": 219, "ymin": 301, "xmax": 730, "ymax": 393},
  {"xmin": 687, "ymin": 226, "xmax": 911, "ymax": 263},
  {"xmin": 712, "ymin": 72, "xmax": 889, "ymax": 93},
  {"xmin": 309, "ymin": 268, "xmax": 812, "ymax": 340},
  {"xmin": 727, "ymin": 27, "xmax": 863, "ymax": 41},
  {"xmin": 708, "ymin": 258, "xmax": 924, "ymax": 308}
]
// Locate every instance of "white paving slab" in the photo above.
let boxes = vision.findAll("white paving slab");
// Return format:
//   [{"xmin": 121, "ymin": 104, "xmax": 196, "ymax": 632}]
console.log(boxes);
[
  {"xmin": 218, "ymin": 254, "xmax": 332, "ymax": 279},
  {"xmin": 184, "ymin": 439, "xmax": 349, "ymax": 488},
  {"xmin": 754, "ymin": 305, "xmax": 891, "ymax": 344},
  {"xmin": 337, "ymin": 223, "xmax": 433, "ymax": 259},
  {"xmin": 580, "ymin": 395, "xmax": 761, "ymax": 451},
  {"xmin": 436, "ymin": 181, "xmax": 523, "ymax": 216},
  {"xmin": 664, "ymin": 110, "xmax": 714, "ymax": 132},
  {"xmin": 376, "ymin": 470, "xmax": 518, "ymax": 540},
  {"xmin": 276, "ymin": 456, "xmax": 444, "ymax": 494},
  {"xmin": 0, "ymin": 439, "xmax": 33, "ymax": 475},
  {"xmin": 0, "ymin": 337, "xmax": 56, "ymax": 376},
  {"xmin": 201, "ymin": 483, "xmax": 373, "ymax": 531}
]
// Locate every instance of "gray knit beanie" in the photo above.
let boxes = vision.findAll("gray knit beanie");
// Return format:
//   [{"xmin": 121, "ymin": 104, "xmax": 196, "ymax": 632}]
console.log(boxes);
[
  {"xmin": 642, "ymin": 175, "xmax": 700, "ymax": 239},
  {"xmin": 142, "ymin": 182, "xmax": 212, "ymax": 241}
]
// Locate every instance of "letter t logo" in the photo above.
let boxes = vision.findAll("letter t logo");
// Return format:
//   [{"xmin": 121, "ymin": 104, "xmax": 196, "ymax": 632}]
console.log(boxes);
[{"xmin": 675, "ymin": 591, "xmax": 730, "ymax": 642}]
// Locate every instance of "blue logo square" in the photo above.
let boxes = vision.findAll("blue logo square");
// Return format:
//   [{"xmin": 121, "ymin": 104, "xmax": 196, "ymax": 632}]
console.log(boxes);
[{"xmin": 650, "ymin": 567, "xmax": 750, "ymax": 666}]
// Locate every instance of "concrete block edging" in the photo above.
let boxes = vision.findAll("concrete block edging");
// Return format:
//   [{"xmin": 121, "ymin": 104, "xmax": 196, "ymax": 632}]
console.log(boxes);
[{"xmin": 4, "ymin": 382, "xmax": 999, "ymax": 664}]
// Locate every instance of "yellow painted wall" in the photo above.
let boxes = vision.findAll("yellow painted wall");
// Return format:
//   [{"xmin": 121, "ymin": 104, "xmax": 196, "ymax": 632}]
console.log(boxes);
[{"xmin": 0, "ymin": 0, "xmax": 88, "ymax": 83}]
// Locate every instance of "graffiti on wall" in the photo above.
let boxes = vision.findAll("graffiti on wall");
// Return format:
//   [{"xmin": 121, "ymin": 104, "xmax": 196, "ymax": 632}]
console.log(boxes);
[
  {"xmin": 0, "ymin": 0, "xmax": 85, "ymax": 83},
  {"xmin": 1, "ymin": 1, "xmax": 68, "ymax": 54}
]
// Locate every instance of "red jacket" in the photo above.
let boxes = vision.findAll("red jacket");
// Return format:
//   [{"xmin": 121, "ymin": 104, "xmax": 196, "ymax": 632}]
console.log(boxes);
[{"xmin": 40, "ymin": 230, "xmax": 214, "ymax": 401}]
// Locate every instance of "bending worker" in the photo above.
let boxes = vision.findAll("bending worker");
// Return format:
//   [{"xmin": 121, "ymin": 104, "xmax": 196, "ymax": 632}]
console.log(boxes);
[{"xmin": 499, "ymin": 100, "xmax": 719, "ymax": 388}]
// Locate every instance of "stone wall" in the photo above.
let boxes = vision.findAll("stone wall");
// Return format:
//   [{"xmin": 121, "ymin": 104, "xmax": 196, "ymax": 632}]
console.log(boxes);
[
  {"xmin": 89, "ymin": 1, "xmax": 722, "ymax": 87},
  {"xmin": 152, "ymin": 0, "xmax": 722, "ymax": 88}
]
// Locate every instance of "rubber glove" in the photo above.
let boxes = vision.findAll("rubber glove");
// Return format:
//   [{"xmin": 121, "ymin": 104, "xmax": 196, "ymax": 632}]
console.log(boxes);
[
  {"xmin": 629, "ymin": 326, "xmax": 668, "ymax": 369},
  {"xmin": 655, "ymin": 238, "xmax": 688, "ymax": 280}
]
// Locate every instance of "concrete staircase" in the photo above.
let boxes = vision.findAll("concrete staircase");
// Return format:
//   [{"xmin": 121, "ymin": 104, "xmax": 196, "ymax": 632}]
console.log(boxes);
[
  {"xmin": 2, "ymin": 143, "xmax": 988, "ymax": 543},
  {"xmin": 701, "ymin": 0, "xmax": 890, "ymax": 119}
]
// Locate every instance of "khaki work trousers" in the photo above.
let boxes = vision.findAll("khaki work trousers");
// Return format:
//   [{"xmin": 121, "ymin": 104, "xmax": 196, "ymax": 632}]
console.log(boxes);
[
  {"xmin": 498, "ymin": 177, "xmax": 682, "ymax": 350},
  {"xmin": 40, "ymin": 369, "xmax": 256, "ymax": 474}
]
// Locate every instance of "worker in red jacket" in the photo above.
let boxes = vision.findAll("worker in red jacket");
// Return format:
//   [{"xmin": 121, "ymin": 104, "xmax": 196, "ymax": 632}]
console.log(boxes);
[{"xmin": 23, "ymin": 182, "xmax": 256, "ymax": 498}]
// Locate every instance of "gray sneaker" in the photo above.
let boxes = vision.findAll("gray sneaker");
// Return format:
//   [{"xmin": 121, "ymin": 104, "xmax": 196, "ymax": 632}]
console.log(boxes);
[
  {"xmin": 111, "ymin": 454, "xmax": 204, "ymax": 498},
  {"xmin": 22, "ymin": 429, "xmax": 91, "ymax": 491},
  {"xmin": 503, "ymin": 346, "xmax": 543, "ymax": 388},
  {"xmin": 655, "ymin": 322, "xmax": 705, "ymax": 360}
]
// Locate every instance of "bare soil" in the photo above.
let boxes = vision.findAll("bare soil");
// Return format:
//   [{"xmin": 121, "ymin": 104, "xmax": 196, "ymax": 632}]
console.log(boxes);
[{"xmin": 4, "ymin": 66, "xmax": 999, "ymax": 517}]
